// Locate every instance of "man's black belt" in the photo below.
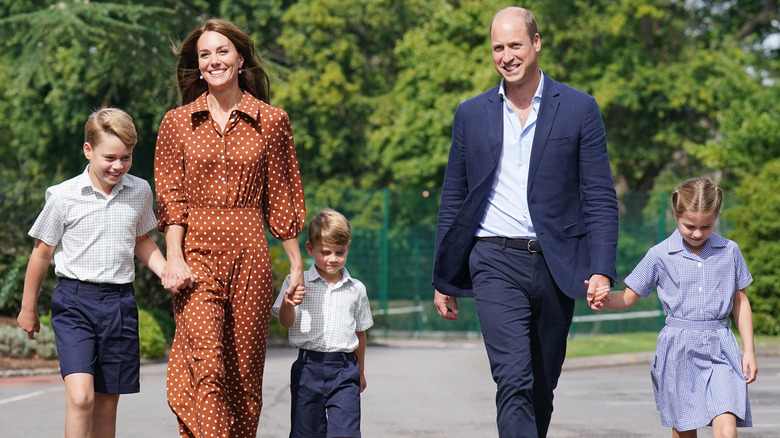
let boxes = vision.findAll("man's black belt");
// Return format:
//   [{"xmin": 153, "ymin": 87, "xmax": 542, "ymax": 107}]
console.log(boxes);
[{"xmin": 478, "ymin": 236, "xmax": 542, "ymax": 253}]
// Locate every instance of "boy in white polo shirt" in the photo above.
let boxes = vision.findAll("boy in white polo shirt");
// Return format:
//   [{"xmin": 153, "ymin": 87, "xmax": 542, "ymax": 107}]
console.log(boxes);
[
  {"xmin": 272, "ymin": 208, "xmax": 374, "ymax": 438},
  {"xmin": 17, "ymin": 107, "xmax": 172, "ymax": 438}
]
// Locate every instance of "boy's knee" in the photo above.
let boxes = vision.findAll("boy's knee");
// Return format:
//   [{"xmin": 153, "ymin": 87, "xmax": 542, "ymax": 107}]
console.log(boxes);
[
  {"xmin": 66, "ymin": 387, "xmax": 95, "ymax": 412},
  {"xmin": 64, "ymin": 373, "xmax": 95, "ymax": 412}
]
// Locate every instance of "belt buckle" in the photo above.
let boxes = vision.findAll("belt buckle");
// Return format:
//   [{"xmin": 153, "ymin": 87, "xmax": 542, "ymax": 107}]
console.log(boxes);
[{"xmin": 527, "ymin": 239, "xmax": 540, "ymax": 253}]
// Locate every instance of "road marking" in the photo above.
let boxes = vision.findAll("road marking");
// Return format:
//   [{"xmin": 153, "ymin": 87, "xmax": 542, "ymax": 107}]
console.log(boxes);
[{"xmin": 0, "ymin": 387, "xmax": 63, "ymax": 406}]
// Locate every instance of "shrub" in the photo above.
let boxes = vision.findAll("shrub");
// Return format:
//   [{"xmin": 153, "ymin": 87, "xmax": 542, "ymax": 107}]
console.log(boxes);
[
  {"xmin": 0, "ymin": 323, "xmax": 57, "ymax": 359},
  {"xmin": 138, "ymin": 307, "xmax": 167, "ymax": 359}
]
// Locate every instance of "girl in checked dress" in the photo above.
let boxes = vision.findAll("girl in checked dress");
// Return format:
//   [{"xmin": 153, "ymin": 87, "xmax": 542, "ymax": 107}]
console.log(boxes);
[{"xmin": 591, "ymin": 178, "xmax": 757, "ymax": 438}]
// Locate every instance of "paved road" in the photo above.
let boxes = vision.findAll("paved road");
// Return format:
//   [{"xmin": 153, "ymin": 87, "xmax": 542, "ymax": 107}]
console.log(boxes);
[{"xmin": 2, "ymin": 341, "xmax": 779, "ymax": 437}]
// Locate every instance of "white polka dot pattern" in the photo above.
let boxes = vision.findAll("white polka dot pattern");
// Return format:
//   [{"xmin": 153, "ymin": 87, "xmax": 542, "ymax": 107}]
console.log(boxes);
[{"xmin": 154, "ymin": 91, "xmax": 305, "ymax": 438}]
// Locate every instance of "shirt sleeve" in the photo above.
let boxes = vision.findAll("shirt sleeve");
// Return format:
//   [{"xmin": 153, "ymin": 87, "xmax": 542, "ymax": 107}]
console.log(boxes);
[
  {"xmin": 262, "ymin": 108, "xmax": 306, "ymax": 240},
  {"xmin": 137, "ymin": 181, "xmax": 159, "ymax": 236},
  {"xmin": 354, "ymin": 281, "xmax": 374, "ymax": 332},
  {"xmin": 732, "ymin": 243, "xmax": 753, "ymax": 291},
  {"xmin": 154, "ymin": 110, "xmax": 188, "ymax": 232},
  {"xmin": 29, "ymin": 187, "xmax": 65, "ymax": 247},
  {"xmin": 623, "ymin": 247, "xmax": 661, "ymax": 298}
]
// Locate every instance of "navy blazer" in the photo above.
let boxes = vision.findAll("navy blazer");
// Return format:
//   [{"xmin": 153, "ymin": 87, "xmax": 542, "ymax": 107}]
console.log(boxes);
[{"xmin": 433, "ymin": 75, "xmax": 618, "ymax": 299}]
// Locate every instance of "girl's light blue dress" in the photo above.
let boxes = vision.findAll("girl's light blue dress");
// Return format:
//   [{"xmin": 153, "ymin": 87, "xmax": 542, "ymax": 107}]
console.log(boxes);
[{"xmin": 624, "ymin": 230, "xmax": 753, "ymax": 431}]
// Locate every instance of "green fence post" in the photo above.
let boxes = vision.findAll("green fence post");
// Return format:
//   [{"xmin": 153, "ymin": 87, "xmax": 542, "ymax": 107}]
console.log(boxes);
[
  {"xmin": 380, "ymin": 188, "xmax": 390, "ymax": 338},
  {"xmin": 656, "ymin": 192, "xmax": 668, "ymax": 331},
  {"xmin": 657, "ymin": 192, "xmax": 668, "ymax": 244}
]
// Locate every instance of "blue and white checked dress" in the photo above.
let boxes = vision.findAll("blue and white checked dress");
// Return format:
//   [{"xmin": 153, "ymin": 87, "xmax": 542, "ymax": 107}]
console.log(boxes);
[{"xmin": 624, "ymin": 229, "xmax": 753, "ymax": 431}]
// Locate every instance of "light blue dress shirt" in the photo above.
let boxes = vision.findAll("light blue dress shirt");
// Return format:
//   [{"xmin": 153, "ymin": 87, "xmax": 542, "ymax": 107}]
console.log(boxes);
[{"xmin": 476, "ymin": 72, "xmax": 545, "ymax": 239}]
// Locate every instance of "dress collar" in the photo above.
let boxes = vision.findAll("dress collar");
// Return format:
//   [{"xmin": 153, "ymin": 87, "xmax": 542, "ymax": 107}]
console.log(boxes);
[{"xmin": 186, "ymin": 91, "xmax": 265, "ymax": 122}]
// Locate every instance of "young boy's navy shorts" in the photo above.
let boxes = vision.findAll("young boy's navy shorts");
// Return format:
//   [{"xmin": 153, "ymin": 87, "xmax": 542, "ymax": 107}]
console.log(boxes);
[
  {"xmin": 50, "ymin": 278, "xmax": 140, "ymax": 394},
  {"xmin": 290, "ymin": 349, "xmax": 362, "ymax": 438}
]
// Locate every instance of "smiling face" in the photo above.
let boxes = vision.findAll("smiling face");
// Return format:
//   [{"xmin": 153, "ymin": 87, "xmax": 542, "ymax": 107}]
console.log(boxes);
[
  {"xmin": 306, "ymin": 240, "xmax": 349, "ymax": 284},
  {"xmin": 490, "ymin": 11, "xmax": 541, "ymax": 90},
  {"xmin": 84, "ymin": 134, "xmax": 133, "ymax": 195},
  {"xmin": 675, "ymin": 210, "xmax": 717, "ymax": 255},
  {"xmin": 197, "ymin": 30, "xmax": 244, "ymax": 93}
]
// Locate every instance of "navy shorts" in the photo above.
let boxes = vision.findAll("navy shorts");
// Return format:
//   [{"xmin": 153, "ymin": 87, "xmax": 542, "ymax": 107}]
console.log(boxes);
[
  {"xmin": 50, "ymin": 278, "xmax": 140, "ymax": 394},
  {"xmin": 290, "ymin": 349, "xmax": 361, "ymax": 438}
]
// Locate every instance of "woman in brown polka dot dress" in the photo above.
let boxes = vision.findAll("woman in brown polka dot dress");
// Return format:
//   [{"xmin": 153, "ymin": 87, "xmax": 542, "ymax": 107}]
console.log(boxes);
[{"xmin": 154, "ymin": 19, "xmax": 306, "ymax": 438}]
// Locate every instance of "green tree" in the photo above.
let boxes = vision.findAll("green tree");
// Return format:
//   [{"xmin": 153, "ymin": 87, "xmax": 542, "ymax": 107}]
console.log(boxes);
[
  {"xmin": 366, "ymin": 0, "xmax": 505, "ymax": 189},
  {"xmin": 725, "ymin": 158, "xmax": 780, "ymax": 335},
  {"xmin": 0, "ymin": 0, "xmax": 209, "ymax": 315},
  {"xmin": 273, "ymin": 0, "xmax": 430, "ymax": 186}
]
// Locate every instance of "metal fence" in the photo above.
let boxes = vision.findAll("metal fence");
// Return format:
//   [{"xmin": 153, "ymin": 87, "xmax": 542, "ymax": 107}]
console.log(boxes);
[{"xmin": 272, "ymin": 188, "xmax": 700, "ymax": 339}]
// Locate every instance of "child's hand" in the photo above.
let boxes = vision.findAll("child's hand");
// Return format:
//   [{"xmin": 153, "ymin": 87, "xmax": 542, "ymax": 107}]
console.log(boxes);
[
  {"xmin": 161, "ymin": 256, "xmax": 196, "ymax": 294},
  {"xmin": 743, "ymin": 352, "xmax": 758, "ymax": 384},
  {"xmin": 360, "ymin": 372, "xmax": 367, "ymax": 393},
  {"xmin": 585, "ymin": 280, "xmax": 611, "ymax": 311},
  {"xmin": 285, "ymin": 285, "xmax": 306, "ymax": 306},
  {"xmin": 17, "ymin": 310, "xmax": 40, "ymax": 340}
]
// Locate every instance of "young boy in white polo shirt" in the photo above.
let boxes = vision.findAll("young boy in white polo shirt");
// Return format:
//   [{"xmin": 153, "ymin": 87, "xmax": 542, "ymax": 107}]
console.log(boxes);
[
  {"xmin": 272, "ymin": 208, "xmax": 374, "ymax": 438},
  {"xmin": 17, "ymin": 107, "xmax": 171, "ymax": 438}
]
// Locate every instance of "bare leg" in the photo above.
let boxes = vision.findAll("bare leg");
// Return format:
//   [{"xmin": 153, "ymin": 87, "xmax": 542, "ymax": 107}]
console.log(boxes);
[
  {"xmin": 673, "ymin": 428, "xmax": 698, "ymax": 438},
  {"xmin": 92, "ymin": 393, "xmax": 120, "ymax": 438},
  {"xmin": 711, "ymin": 413, "xmax": 738, "ymax": 438},
  {"xmin": 64, "ymin": 373, "xmax": 95, "ymax": 438}
]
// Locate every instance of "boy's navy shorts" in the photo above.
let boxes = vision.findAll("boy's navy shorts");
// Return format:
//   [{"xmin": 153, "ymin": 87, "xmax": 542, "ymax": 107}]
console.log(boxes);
[
  {"xmin": 50, "ymin": 278, "xmax": 140, "ymax": 394},
  {"xmin": 290, "ymin": 349, "xmax": 361, "ymax": 438}
]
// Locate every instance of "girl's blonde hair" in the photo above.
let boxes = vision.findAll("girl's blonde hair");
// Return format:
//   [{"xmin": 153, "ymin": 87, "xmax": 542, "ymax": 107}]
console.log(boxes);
[
  {"xmin": 84, "ymin": 107, "xmax": 137, "ymax": 148},
  {"xmin": 671, "ymin": 178, "xmax": 723, "ymax": 218},
  {"xmin": 307, "ymin": 208, "xmax": 351, "ymax": 247}
]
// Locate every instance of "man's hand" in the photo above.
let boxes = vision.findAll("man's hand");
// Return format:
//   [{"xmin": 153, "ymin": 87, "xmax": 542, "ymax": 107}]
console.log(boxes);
[
  {"xmin": 585, "ymin": 274, "xmax": 610, "ymax": 309},
  {"xmin": 434, "ymin": 290, "xmax": 459, "ymax": 320},
  {"xmin": 585, "ymin": 279, "xmax": 611, "ymax": 311}
]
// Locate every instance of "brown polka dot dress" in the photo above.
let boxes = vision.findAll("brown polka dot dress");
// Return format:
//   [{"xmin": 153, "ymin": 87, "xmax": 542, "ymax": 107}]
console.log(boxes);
[{"xmin": 154, "ymin": 91, "xmax": 305, "ymax": 438}]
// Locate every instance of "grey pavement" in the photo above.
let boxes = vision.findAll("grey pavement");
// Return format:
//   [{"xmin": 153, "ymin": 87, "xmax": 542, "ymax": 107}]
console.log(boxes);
[{"xmin": 1, "ymin": 341, "xmax": 779, "ymax": 437}]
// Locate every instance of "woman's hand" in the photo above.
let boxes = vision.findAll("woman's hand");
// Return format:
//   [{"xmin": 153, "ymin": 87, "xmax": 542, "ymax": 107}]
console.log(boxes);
[{"xmin": 162, "ymin": 255, "xmax": 195, "ymax": 293}]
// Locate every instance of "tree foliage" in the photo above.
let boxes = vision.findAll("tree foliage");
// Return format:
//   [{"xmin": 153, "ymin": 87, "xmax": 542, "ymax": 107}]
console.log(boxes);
[
  {"xmin": 726, "ymin": 159, "xmax": 780, "ymax": 335},
  {"xmin": 1, "ymin": 0, "xmax": 779, "ymax": 328}
]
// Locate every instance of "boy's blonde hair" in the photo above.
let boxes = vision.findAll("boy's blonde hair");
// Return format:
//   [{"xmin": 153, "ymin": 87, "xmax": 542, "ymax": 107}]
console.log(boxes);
[
  {"xmin": 672, "ymin": 178, "xmax": 724, "ymax": 218},
  {"xmin": 307, "ymin": 208, "xmax": 351, "ymax": 247},
  {"xmin": 84, "ymin": 107, "xmax": 137, "ymax": 148}
]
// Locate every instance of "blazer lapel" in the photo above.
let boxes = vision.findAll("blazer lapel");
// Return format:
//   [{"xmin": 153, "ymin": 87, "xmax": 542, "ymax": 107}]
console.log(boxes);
[
  {"xmin": 528, "ymin": 76, "xmax": 559, "ymax": 191},
  {"xmin": 485, "ymin": 89, "xmax": 504, "ymax": 164}
]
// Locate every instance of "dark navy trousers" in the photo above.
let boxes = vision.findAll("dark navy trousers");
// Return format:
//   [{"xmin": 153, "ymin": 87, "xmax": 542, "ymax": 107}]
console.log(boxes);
[{"xmin": 469, "ymin": 240, "xmax": 575, "ymax": 438}]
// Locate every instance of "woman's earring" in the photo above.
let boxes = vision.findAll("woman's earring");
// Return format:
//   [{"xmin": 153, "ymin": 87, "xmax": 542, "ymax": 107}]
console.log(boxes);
[
  {"xmin": 238, "ymin": 68, "xmax": 243, "ymax": 74},
  {"xmin": 199, "ymin": 74, "xmax": 203, "ymax": 80}
]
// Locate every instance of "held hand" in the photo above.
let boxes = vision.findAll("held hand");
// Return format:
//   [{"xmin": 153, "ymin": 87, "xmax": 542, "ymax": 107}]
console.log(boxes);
[
  {"xmin": 434, "ymin": 290, "xmax": 459, "ymax": 320},
  {"xmin": 17, "ymin": 310, "xmax": 40, "ymax": 340},
  {"xmin": 585, "ymin": 275, "xmax": 610, "ymax": 308},
  {"xmin": 743, "ymin": 352, "xmax": 758, "ymax": 384},
  {"xmin": 284, "ymin": 268, "xmax": 305, "ymax": 305},
  {"xmin": 161, "ymin": 256, "xmax": 196, "ymax": 294},
  {"xmin": 585, "ymin": 278, "xmax": 611, "ymax": 312},
  {"xmin": 285, "ymin": 285, "xmax": 306, "ymax": 306}
]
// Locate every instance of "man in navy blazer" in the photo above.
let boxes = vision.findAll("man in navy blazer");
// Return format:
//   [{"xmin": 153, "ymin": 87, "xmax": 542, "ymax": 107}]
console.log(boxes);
[{"xmin": 433, "ymin": 7, "xmax": 618, "ymax": 438}]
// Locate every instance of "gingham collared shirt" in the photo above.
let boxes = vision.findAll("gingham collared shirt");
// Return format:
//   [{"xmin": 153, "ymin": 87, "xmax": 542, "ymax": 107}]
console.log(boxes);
[
  {"xmin": 272, "ymin": 264, "xmax": 374, "ymax": 353},
  {"xmin": 29, "ymin": 167, "xmax": 158, "ymax": 284},
  {"xmin": 624, "ymin": 229, "xmax": 753, "ymax": 320}
]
